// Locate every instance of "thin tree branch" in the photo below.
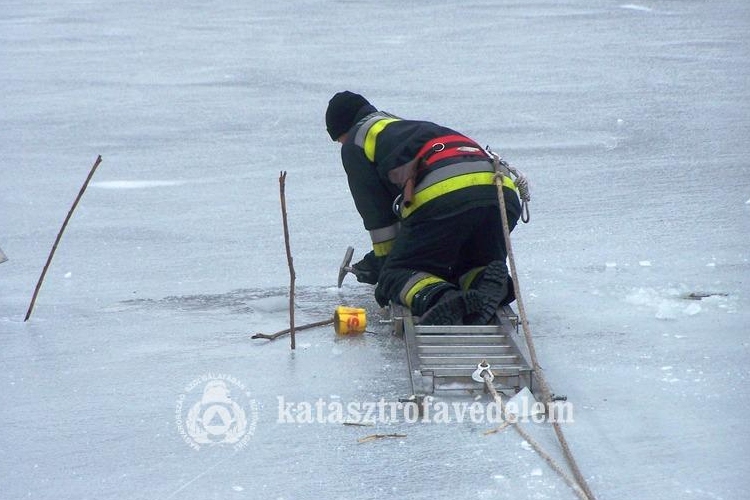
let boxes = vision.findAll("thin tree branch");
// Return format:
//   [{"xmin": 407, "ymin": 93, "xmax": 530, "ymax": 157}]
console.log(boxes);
[
  {"xmin": 251, "ymin": 318, "xmax": 333, "ymax": 341},
  {"xmin": 25, "ymin": 155, "xmax": 103, "ymax": 321},
  {"xmin": 279, "ymin": 171, "xmax": 296, "ymax": 349}
]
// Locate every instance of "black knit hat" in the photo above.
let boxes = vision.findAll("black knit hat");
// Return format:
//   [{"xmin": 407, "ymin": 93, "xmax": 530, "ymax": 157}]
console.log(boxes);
[{"xmin": 326, "ymin": 91, "xmax": 371, "ymax": 140}]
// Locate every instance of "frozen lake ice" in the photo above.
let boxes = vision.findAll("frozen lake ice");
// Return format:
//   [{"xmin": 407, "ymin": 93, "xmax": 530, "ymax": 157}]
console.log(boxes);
[{"xmin": 1, "ymin": 0, "xmax": 749, "ymax": 499}]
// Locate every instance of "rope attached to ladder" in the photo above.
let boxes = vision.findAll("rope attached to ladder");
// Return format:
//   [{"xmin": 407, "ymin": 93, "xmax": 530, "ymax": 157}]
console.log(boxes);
[
  {"xmin": 477, "ymin": 368, "xmax": 589, "ymax": 500},
  {"xmin": 490, "ymin": 154, "xmax": 598, "ymax": 500}
]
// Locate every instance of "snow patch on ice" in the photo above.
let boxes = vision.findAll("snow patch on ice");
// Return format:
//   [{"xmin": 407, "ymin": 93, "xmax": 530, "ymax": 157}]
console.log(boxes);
[
  {"xmin": 655, "ymin": 300, "xmax": 679, "ymax": 320},
  {"xmin": 90, "ymin": 180, "xmax": 186, "ymax": 189},
  {"xmin": 251, "ymin": 295, "xmax": 289, "ymax": 312},
  {"xmin": 626, "ymin": 287, "xmax": 715, "ymax": 320},
  {"xmin": 620, "ymin": 4, "xmax": 653, "ymax": 12},
  {"xmin": 625, "ymin": 287, "xmax": 659, "ymax": 306},
  {"xmin": 683, "ymin": 302, "xmax": 702, "ymax": 316},
  {"xmin": 701, "ymin": 295, "xmax": 726, "ymax": 305},
  {"xmin": 639, "ymin": 260, "xmax": 652, "ymax": 267}
]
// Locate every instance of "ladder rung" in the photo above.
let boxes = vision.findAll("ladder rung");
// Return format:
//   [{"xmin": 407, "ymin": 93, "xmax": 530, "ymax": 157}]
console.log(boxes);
[
  {"xmin": 418, "ymin": 344, "xmax": 513, "ymax": 355},
  {"xmin": 415, "ymin": 334, "xmax": 509, "ymax": 345},
  {"xmin": 425, "ymin": 366, "xmax": 530, "ymax": 377},
  {"xmin": 420, "ymin": 355, "xmax": 519, "ymax": 366},
  {"xmin": 414, "ymin": 325, "xmax": 505, "ymax": 335}
]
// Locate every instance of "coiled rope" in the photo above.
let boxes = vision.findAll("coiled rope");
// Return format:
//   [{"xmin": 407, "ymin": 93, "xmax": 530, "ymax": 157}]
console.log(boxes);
[
  {"xmin": 487, "ymin": 147, "xmax": 531, "ymax": 223},
  {"xmin": 490, "ymin": 152, "xmax": 598, "ymax": 500}
]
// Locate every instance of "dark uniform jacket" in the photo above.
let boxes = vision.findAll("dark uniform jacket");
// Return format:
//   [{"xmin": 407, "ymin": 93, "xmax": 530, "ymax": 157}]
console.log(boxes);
[{"xmin": 340, "ymin": 105, "xmax": 511, "ymax": 257}]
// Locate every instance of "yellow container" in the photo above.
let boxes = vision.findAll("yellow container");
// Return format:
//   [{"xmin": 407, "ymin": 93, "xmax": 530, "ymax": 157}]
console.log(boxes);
[{"xmin": 334, "ymin": 306, "xmax": 367, "ymax": 335}]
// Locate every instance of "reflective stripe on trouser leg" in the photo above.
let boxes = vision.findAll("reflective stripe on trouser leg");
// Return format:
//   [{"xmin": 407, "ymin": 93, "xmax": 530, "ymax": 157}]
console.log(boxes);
[
  {"xmin": 459, "ymin": 266, "xmax": 486, "ymax": 291},
  {"xmin": 399, "ymin": 272, "xmax": 446, "ymax": 308}
]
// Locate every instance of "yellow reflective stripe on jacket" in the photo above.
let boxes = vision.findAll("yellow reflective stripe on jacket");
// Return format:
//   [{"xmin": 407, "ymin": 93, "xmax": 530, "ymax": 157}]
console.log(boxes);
[
  {"xmin": 401, "ymin": 273, "xmax": 445, "ymax": 308},
  {"xmin": 372, "ymin": 239, "xmax": 394, "ymax": 257},
  {"xmin": 353, "ymin": 112, "xmax": 401, "ymax": 162},
  {"xmin": 369, "ymin": 223, "xmax": 399, "ymax": 244},
  {"xmin": 363, "ymin": 118, "xmax": 399, "ymax": 162},
  {"xmin": 500, "ymin": 175, "xmax": 517, "ymax": 190},
  {"xmin": 369, "ymin": 222, "xmax": 399, "ymax": 257},
  {"xmin": 401, "ymin": 172, "xmax": 495, "ymax": 218},
  {"xmin": 401, "ymin": 171, "xmax": 517, "ymax": 218}
]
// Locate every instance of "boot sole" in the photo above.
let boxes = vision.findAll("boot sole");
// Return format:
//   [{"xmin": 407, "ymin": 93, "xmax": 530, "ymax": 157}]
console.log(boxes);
[
  {"xmin": 419, "ymin": 290, "xmax": 484, "ymax": 326},
  {"xmin": 469, "ymin": 260, "xmax": 509, "ymax": 325}
]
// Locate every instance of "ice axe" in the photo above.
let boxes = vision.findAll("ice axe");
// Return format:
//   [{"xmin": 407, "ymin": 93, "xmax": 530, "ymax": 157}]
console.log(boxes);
[{"xmin": 337, "ymin": 246, "xmax": 356, "ymax": 287}]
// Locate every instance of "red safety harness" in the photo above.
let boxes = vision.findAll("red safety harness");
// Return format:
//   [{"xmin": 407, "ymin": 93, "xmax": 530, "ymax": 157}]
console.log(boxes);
[
  {"xmin": 394, "ymin": 134, "xmax": 491, "ymax": 213},
  {"xmin": 415, "ymin": 134, "xmax": 487, "ymax": 171}
]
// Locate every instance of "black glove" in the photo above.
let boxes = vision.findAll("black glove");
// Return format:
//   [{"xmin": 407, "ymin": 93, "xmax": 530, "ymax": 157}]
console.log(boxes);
[{"xmin": 352, "ymin": 251, "xmax": 386, "ymax": 285}]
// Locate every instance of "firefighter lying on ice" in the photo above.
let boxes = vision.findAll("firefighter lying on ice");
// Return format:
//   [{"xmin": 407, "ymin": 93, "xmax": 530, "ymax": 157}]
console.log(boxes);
[{"xmin": 326, "ymin": 91, "xmax": 521, "ymax": 325}]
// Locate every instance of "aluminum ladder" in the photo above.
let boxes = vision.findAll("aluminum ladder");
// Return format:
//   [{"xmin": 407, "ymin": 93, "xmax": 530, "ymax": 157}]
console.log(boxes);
[{"xmin": 391, "ymin": 304, "xmax": 536, "ymax": 398}]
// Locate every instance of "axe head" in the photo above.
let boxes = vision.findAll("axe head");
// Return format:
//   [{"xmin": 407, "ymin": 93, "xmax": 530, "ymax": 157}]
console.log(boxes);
[{"xmin": 337, "ymin": 246, "xmax": 355, "ymax": 288}]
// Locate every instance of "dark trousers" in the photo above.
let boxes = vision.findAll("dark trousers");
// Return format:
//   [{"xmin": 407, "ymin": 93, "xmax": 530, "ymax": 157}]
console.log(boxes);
[{"xmin": 375, "ymin": 188, "xmax": 521, "ymax": 307}]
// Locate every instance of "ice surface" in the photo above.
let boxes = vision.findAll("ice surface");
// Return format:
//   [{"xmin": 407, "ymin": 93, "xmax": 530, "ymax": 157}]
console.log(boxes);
[
  {"xmin": 506, "ymin": 387, "xmax": 542, "ymax": 418},
  {"xmin": 90, "ymin": 180, "xmax": 187, "ymax": 189},
  {"xmin": 1, "ymin": 0, "xmax": 749, "ymax": 499}
]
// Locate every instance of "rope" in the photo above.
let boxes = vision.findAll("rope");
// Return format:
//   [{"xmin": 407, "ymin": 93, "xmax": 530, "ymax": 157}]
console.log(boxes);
[
  {"xmin": 487, "ymin": 147, "xmax": 531, "ymax": 223},
  {"xmin": 493, "ymin": 165, "xmax": 598, "ymax": 500},
  {"xmin": 479, "ymin": 370, "xmax": 589, "ymax": 500}
]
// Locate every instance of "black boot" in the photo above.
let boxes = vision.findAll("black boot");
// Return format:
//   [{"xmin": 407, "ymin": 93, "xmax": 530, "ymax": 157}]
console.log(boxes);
[
  {"xmin": 465, "ymin": 260, "xmax": 512, "ymax": 325},
  {"xmin": 417, "ymin": 288, "xmax": 484, "ymax": 326},
  {"xmin": 410, "ymin": 282, "xmax": 456, "ymax": 317}
]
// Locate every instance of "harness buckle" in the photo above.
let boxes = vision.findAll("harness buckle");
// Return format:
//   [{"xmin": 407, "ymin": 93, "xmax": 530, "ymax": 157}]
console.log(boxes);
[{"xmin": 392, "ymin": 194, "xmax": 403, "ymax": 217}]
